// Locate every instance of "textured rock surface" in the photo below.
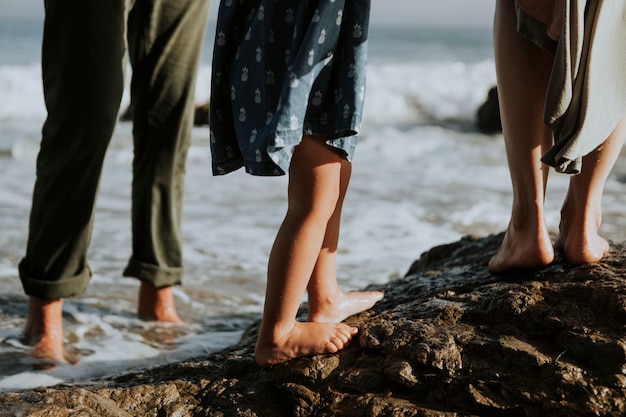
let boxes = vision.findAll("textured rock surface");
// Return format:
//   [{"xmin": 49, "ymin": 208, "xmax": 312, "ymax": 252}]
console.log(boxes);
[{"xmin": 2, "ymin": 234, "xmax": 626, "ymax": 417}]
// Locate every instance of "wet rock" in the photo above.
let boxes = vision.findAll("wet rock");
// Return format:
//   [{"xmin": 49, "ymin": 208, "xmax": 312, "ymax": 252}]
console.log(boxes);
[
  {"xmin": 2, "ymin": 234, "xmax": 626, "ymax": 416},
  {"xmin": 476, "ymin": 86, "xmax": 502, "ymax": 133}
]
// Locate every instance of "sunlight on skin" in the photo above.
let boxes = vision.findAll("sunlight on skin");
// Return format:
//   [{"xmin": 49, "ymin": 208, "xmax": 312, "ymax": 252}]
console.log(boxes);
[
  {"xmin": 255, "ymin": 137, "xmax": 384, "ymax": 368},
  {"xmin": 254, "ymin": 321, "xmax": 358, "ymax": 368},
  {"xmin": 557, "ymin": 199, "xmax": 609, "ymax": 266},
  {"xmin": 307, "ymin": 290, "xmax": 384, "ymax": 323}
]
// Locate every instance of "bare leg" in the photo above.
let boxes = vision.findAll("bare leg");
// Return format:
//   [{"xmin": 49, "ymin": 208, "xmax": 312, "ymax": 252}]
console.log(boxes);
[
  {"xmin": 23, "ymin": 297, "xmax": 79, "ymax": 364},
  {"xmin": 255, "ymin": 136, "xmax": 360, "ymax": 367},
  {"xmin": 489, "ymin": 0, "xmax": 556, "ymax": 273},
  {"xmin": 306, "ymin": 158, "xmax": 383, "ymax": 323},
  {"xmin": 558, "ymin": 116, "xmax": 626, "ymax": 264},
  {"xmin": 137, "ymin": 282, "xmax": 183, "ymax": 323}
]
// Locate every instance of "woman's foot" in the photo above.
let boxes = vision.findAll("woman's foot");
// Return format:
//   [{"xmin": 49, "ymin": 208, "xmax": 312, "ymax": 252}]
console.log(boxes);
[
  {"xmin": 489, "ymin": 221, "xmax": 555, "ymax": 273},
  {"xmin": 254, "ymin": 321, "xmax": 358, "ymax": 367},
  {"xmin": 307, "ymin": 289, "xmax": 384, "ymax": 323},
  {"xmin": 557, "ymin": 206, "xmax": 609, "ymax": 265}
]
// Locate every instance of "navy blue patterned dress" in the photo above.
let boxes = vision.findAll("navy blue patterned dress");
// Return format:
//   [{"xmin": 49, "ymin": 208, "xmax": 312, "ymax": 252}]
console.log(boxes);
[{"xmin": 210, "ymin": 0, "xmax": 370, "ymax": 176}]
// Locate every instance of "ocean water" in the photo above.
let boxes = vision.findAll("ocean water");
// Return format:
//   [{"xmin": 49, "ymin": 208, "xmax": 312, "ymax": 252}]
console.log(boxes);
[{"xmin": 2, "ymin": 17, "xmax": 626, "ymax": 392}]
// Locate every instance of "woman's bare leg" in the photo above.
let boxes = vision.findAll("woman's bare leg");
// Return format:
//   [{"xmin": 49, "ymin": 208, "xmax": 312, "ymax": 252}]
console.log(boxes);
[
  {"xmin": 489, "ymin": 0, "xmax": 556, "ymax": 272},
  {"xmin": 255, "ymin": 136, "xmax": 358, "ymax": 367},
  {"xmin": 558, "ymin": 116, "xmax": 626, "ymax": 264},
  {"xmin": 306, "ymin": 158, "xmax": 383, "ymax": 323}
]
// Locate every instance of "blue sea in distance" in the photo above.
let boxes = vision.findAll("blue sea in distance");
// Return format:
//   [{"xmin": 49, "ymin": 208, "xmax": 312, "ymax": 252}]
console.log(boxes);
[{"xmin": 2, "ymin": 16, "xmax": 626, "ymax": 392}]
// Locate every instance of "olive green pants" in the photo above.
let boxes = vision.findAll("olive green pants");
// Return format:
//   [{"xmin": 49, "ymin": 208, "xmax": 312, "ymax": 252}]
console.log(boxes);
[{"xmin": 19, "ymin": 0, "xmax": 210, "ymax": 300}]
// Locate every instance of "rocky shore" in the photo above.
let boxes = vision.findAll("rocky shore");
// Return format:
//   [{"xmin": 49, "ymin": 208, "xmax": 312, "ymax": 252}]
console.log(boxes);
[{"xmin": 2, "ymin": 233, "xmax": 626, "ymax": 417}]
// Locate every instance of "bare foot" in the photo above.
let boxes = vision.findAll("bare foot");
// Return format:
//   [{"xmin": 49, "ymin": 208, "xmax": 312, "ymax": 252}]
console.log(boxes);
[
  {"xmin": 254, "ymin": 321, "xmax": 358, "ymax": 367},
  {"xmin": 31, "ymin": 341, "xmax": 80, "ymax": 366},
  {"xmin": 137, "ymin": 282, "xmax": 183, "ymax": 323},
  {"xmin": 307, "ymin": 290, "xmax": 384, "ymax": 323},
  {"xmin": 23, "ymin": 297, "xmax": 79, "ymax": 365},
  {"xmin": 488, "ymin": 221, "xmax": 555, "ymax": 273},
  {"xmin": 557, "ymin": 214, "xmax": 609, "ymax": 265}
]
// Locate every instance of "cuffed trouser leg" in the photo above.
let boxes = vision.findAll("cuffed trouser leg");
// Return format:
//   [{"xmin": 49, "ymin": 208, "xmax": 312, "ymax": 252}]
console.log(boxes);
[
  {"xmin": 19, "ymin": 0, "xmax": 127, "ymax": 300},
  {"xmin": 122, "ymin": 0, "xmax": 210, "ymax": 288}
]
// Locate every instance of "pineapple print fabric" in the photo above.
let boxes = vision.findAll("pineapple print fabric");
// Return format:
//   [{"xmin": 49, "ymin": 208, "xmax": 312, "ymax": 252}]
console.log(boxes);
[{"xmin": 210, "ymin": 0, "xmax": 370, "ymax": 176}]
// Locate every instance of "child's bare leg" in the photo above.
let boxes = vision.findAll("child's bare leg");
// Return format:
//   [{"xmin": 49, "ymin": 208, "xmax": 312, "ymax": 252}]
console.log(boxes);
[
  {"xmin": 489, "ymin": 0, "xmax": 556, "ymax": 273},
  {"xmin": 255, "ymin": 136, "xmax": 358, "ymax": 367},
  {"xmin": 137, "ymin": 282, "xmax": 183, "ymax": 323},
  {"xmin": 558, "ymin": 116, "xmax": 626, "ymax": 264},
  {"xmin": 306, "ymin": 158, "xmax": 383, "ymax": 323},
  {"xmin": 23, "ymin": 297, "xmax": 79, "ymax": 364}
]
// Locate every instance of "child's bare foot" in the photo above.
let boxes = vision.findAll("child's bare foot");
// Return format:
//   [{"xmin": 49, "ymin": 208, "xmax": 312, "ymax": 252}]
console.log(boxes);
[
  {"xmin": 23, "ymin": 297, "xmax": 79, "ymax": 365},
  {"xmin": 137, "ymin": 282, "xmax": 183, "ymax": 323},
  {"xmin": 255, "ymin": 321, "xmax": 358, "ymax": 367},
  {"xmin": 489, "ymin": 222, "xmax": 555, "ymax": 273},
  {"xmin": 307, "ymin": 290, "xmax": 384, "ymax": 323}
]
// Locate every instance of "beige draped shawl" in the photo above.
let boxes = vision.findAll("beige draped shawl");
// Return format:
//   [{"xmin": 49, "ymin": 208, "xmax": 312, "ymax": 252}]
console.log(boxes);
[{"xmin": 516, "ymin": 0, "xmax": 626, "ymax": 174}]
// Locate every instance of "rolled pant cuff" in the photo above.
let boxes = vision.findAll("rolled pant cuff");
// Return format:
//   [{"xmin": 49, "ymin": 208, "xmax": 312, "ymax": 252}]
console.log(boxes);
[
  {"xmin": 123, "ymin": 257, "xmax": 183, "ymax": 288},
  {"xmin": 18, "ymin": 259, "xmax": 91, "ymax": 300}
]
